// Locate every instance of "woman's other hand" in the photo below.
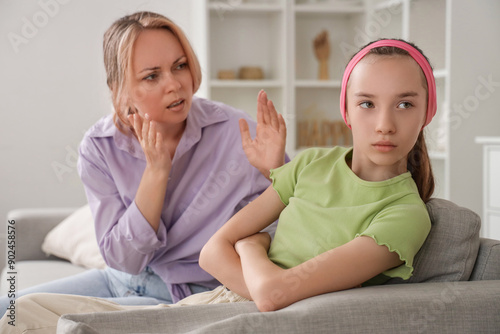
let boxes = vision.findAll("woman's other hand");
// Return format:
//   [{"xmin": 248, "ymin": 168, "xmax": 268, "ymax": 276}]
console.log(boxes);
[{"xmin": 239, "ymin": 90, "xmax": 287, "ymax": 180}]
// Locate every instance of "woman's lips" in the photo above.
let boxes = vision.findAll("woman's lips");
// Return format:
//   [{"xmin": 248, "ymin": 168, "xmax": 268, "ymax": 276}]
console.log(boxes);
[{"xmin": 167, "ymin": 99, "xmax": 184, "ymax": 111}]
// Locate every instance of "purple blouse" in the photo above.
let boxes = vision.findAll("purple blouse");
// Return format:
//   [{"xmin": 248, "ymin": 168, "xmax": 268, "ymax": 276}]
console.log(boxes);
[{"xmin": 77, "ymin": 97, "xmax": 271, "ymax": 302}]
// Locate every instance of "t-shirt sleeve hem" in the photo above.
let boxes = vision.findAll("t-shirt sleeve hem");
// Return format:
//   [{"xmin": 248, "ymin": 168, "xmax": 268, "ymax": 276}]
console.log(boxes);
[
  {"xmin": 356, "ymin": 233, "xmax": 414, "ymax": 280},
  {"xmin": 270, "ymin": 169, "xmax": 288, "ymax": 206}
]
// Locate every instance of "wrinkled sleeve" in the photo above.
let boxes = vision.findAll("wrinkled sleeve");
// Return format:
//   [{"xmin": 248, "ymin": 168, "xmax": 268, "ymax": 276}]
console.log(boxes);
[
  {"xmin": 77, "ymin": 137, "xmax": 167, "ymax": 275},
  {"xmin": 358, "ymin": 201, "xmax": 431, "ymax": 281}
]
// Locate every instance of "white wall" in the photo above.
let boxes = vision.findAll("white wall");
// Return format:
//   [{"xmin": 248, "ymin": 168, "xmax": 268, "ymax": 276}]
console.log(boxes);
[
  {"xmin": 0, "ymin": 0, "xmax": 205, "ymax": 266},
  {"xmin": 448, "ymin": 0, "xmax": 500, "ymax": 218}
]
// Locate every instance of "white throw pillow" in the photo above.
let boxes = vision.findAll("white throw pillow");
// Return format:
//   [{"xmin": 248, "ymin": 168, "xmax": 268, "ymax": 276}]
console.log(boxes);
[{"xmin": 42, "ymin": 205, "xmax": 106, "ymax": 269}]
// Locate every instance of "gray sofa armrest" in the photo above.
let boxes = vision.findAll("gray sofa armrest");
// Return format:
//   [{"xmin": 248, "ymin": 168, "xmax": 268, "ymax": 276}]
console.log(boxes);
[
  {"xmin": 470, "ymin": 237, "xmax": 500, "ymax": 281},
  {"xmin": 6, "ymin": 207, "xmax": 77, "ymax": 262},
  {"xmin": 58, "ymin": 281, "xmax": 500, "ymax": 334}
]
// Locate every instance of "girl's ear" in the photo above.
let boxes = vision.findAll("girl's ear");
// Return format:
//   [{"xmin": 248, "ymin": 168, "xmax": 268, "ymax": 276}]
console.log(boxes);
[{"xmin": 345, "ymin": 110, "xmax": 351, "ymax": 128}]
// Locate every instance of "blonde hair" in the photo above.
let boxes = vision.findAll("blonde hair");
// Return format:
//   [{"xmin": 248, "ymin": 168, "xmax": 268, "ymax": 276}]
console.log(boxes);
[{"xmin": 102, "ymin": 11, "xmax": 202, "ymax": 134}]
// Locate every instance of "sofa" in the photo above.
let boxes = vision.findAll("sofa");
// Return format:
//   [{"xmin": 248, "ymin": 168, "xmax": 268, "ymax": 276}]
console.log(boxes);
[{"xmin": 2, "ymin": 198, "xmax": 500, "ymax": 333}]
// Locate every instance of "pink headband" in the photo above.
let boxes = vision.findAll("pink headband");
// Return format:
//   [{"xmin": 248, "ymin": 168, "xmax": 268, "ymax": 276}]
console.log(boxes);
[{"xmin": 340, "ymin": 39, "xmax": 436, "ymax": 128}]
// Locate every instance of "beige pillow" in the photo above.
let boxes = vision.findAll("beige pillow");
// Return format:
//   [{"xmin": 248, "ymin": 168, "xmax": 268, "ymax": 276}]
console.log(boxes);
[{"xmin": 42, "ymin": 205, "xmax": 106, "ymax": 269}]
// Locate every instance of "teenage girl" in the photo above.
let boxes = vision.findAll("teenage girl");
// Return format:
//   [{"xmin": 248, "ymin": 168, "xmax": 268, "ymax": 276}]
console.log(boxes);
[{"xmin": 200, "ymin": 38, "xmax": 436, "ymax": 311}]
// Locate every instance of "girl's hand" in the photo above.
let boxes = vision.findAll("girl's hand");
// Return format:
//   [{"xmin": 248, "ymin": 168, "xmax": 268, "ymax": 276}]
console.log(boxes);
[
  {"xmin": 235, "ymin": 232, "xmax": 272, "ymax": 256},
  {"xmin": 239, "ymin": 90, "xmax": 287, "ymax": 179},
  {"xmin": 128, "ymin": 113, "xmax": 172, "ymax": 174}
]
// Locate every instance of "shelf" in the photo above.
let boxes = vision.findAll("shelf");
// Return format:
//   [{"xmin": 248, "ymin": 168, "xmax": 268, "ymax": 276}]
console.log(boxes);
[
  {"xmin": 372, "ymin": 0, "xmax": 403, "ymax": 11},
  {"xmin": 209, "ymin": 2, "xmax": 283, "ymax": 13},
  {"xmin": 475, "ymin": 137, "xmax": 500, "ymax": 145},
  {"xmin": 295, "ymin": 80, "xmax": 342, "ymax": 88},
  {"xmin": 210, "ymin": 80, "xmax": 283, "ymax": 88},
  {"xmin": 209, "ymin": 7, "xmax": 285, "ymax": 85},
  {"xmin": 294, "ymin": 3, "xmax": 364, "ymax": 15}
]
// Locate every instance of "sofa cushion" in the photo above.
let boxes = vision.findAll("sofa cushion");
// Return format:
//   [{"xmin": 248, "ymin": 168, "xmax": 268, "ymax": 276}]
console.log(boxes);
[
  {"xmin": 41, "ymin": 205, "xmax": 106, "ymax": 269},
  {"xmin": 470, "ymin": 238, "xmax": 500, "ymax": 280},
  {"xmin": 387, "ymin": 198, "xmax": 481, "ymax": 284}
]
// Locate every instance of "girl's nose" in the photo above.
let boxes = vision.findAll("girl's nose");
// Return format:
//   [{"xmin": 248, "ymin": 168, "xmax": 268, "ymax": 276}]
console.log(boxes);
[{"xmin": 375, "ymin": 109, "xmax": 396, "ymax": 134}]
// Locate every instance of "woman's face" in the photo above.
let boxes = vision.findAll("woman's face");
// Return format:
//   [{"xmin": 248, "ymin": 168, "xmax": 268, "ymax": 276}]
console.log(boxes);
[
  {"xmin": 345, "ymin": 55, "xmax": 427, "ymax": 179},
  {"xmin": 128, "ymin": 28, "xmax": 193, "ymax": 126}
]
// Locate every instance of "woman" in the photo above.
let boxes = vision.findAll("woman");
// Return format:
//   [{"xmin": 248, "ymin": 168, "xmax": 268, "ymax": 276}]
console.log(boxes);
[{"xmin": 0, "ymin": 10, "xmax": 286, "ymax": 315}]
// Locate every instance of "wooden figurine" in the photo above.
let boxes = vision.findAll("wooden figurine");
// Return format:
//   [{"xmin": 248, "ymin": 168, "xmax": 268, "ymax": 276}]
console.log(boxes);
[{"xmin": 313, "ymin": 30, "xmax": 330, "ymax": 80}]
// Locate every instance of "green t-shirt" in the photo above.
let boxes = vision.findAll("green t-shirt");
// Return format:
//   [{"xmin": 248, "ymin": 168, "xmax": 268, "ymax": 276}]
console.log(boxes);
[{"xmin": 268, "ymin": 146, "xmax": 431, "ymax": 283}]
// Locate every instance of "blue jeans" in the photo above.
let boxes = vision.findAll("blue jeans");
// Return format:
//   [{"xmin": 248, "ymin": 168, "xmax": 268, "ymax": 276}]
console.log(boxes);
[{"xmin": 0, "ymin": 267, "xmax": 210, "ymax": 316}]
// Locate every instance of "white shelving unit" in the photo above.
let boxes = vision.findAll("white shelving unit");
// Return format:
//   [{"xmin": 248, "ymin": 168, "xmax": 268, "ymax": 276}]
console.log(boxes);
[
  {"xmin": 205, "ymin": 0, "xmax": 450, "ymax": 199},
  {"xmin": 475, "ymin": 137, "xmax": 500, "ymax": 240},
  {"xmin": 206, "ymin": 0, "xmax": 286, "ymax": 112}
]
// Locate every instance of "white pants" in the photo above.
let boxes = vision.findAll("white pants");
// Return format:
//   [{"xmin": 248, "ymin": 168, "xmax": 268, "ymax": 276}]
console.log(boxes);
[{"xmin": 0, "ymin": 285, "xmax": 248, "ymax": 334}]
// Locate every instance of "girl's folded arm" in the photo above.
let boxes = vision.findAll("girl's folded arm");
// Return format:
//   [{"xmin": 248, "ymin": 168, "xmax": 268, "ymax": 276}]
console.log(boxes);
[
  {"xmin": 199, "ymin": 185, "xmax": 285, "ymax": 299},
  {"xmin": 238, "ymin": 235, "xmax": 403, "ymax": 312}
]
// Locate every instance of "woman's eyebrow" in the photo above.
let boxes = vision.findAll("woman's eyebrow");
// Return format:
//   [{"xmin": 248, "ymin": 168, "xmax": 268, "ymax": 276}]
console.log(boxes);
[
  {"xmin": 139, "ymin": 56, "xmax": 187, "ymax": 74},
  {"xmin": 173, "ymin": 55, "xmax": 187, "ymax": 64},
  {"xmin": 139, "ymin": 66, "xmax": 160, "ymax": 74}
]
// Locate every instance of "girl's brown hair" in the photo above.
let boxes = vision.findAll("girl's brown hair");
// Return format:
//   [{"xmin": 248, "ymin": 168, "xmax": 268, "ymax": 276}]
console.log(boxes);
[
  {"xmin": 102, "ymin": 11, "xmax": 202, "ymax": 134},
  {"xmin": 351, "ymin": 39, "xmax": 435, "ymax": 202}
]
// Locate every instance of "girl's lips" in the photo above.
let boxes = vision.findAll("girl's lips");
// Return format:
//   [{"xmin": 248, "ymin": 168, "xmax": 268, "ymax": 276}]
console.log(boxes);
[{"xmin": 373, "ymin": 141, "xmax": 396, "ymax": 152}]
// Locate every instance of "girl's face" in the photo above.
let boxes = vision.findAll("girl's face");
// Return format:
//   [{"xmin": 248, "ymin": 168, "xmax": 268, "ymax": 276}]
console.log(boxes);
[
  {"xmin": 345, "ymin": 55, "xmax": 427, "ymax": 180},
  {"xmin": 128, "ymin": 28, "xmax": 193, "ymax": 126}
]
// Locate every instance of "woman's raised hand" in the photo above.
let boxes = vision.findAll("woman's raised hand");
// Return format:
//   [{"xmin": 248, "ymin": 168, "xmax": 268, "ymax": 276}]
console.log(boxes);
[
  {"xmin": 128, "ymin": 113, "xmax": 172, "ymax": 175},
  {"xmin": 239, "ymin": 90, "xmax": 287, "ymax": 179}
]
